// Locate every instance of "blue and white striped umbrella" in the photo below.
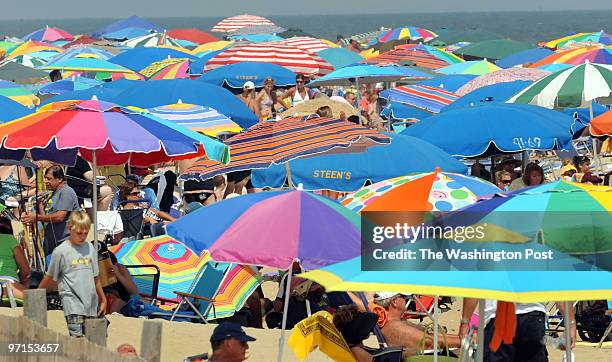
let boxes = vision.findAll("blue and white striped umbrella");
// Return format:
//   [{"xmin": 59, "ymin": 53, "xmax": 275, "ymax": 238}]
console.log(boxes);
[{"xmin": 145, "ymin": 102, "xmax": 242, "ymax": 137}]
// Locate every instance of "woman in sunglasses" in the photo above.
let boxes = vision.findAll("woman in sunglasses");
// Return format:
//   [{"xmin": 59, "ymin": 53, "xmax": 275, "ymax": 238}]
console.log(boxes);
[
  {"xmin": 119, "ymin": 185, "xmax": 175, "ymax": 236},
  {"xmin": 495, "ymin": 170, "xmax": 513, "ymax": 191},
  {"xmin": 281, "ymin": 74, "xmax": 316, "ymax": 107}
]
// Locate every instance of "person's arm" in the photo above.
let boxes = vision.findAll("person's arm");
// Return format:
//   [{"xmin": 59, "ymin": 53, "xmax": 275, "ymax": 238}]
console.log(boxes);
[
  {"xmin": 13, "ymin": 244, "xmax": 30, "ymax": 285},
  {"xmin": 556, "ymin": 302, "xmax": 576, "ymax": 349},
  {"xmin": 94, "ymin": 277, "xmax": 107, "ymax": 316},
  {"xmin": 151, "ymin": 208, "xmax": 175, "ymax": 222},
  {"xmin": 280, "ymin": 88, "xmax": 295, "ymax": 103},
  {"xmin": 113, "ymin": 264, "xmax": 139, "ymax": 295},
  {"xmin": 351, "ymin": 346, "xmax": 373, "ymax": 362},
  {"xmin": 459, "ymin": 298, "xmax": 478, "ymax": 339},
  {"xmin": 35, "ymin": 210, "xmax": 69, "ymax": 224},
  {"xmin": 38, "ymin": 275, "xmax": 55, "ymax": 290}
]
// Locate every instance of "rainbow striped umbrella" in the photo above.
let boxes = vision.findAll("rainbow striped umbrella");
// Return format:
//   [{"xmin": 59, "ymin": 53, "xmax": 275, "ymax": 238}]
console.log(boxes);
[
  {"xmin": 205, "ymin": 42, "xmax": 334, "ymax": 75},
  {"xmin": 211, "ymin": 14, "xmax": 276, "ymax": 33},
  {"xmin": 0, "ymin": 80, "xmax": 39, "ymax": 107},
  {"xmin": 145, "ymin": 102, "xmax": 242, "ymax": 137},
  {"xmin": 123, "ymin": 32, "xmax": 184, "ymax": 48},
  {"xmin": 210, "ymin": 264, "xmax": 262, "ymax": 320},
  {"xmin": 23, "ymin": 26, "xmax": 74, "ymax": 42},
  {"xmin": 140, "ymin": 58, "xmax": 191, "ymax": 80},
  {"xmin": 455, "ymin": 67, "xmax": 551, "ymax": 96},
  {"xmin": 396, "ymin": 44, "xmax": 464, "ymax": 64},
  {"xmin": 562, "ymin": 47, "xmax": 612, "ymax": 65},
  {"xmin": 40, "ymin": 55, "xmax": 139, "ymax": 75},
  {"xmin": 365, "ymin": 47, "xmax": 452, "ymax": 70},
  {"xmin": 369, "ymin": 26, "xmax": 437, "ymax": 46},
  {"xmin": 438, "ymin": 59, "xmax": 501, "ymax": 75},
  {"xmin": 529, "ymin": 45, "xmax": 607, "ymax": 67},
  {"xmin": 379, "ymin": 84, "xmax": 459, "ymax": 113},
  {"xmin": 544, "ymin": 31, "xmax": 612, "ymax": 50},
  {"xmin": 4, "ymin": 40, "xmax": 63, "ymax": 59}
]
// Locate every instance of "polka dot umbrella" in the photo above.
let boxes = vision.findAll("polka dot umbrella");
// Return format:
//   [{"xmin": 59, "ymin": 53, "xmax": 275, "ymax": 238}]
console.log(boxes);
[{"xmin": 341, "ymin": 167, "xmax": 500, "ymax": 213}]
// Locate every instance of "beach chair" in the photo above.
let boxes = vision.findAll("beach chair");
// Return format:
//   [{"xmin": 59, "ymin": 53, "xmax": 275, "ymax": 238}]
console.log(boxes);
[
  {"xmin": 0, "ymin": 276, "xmax": 17, "ymax": 308},
  {"xmin": 598, "ymin": 301, "xmax": 612, "ymax": 348},
  {"xmin": 123, "ymin": 264, "xmax": 161, "ymax": 305}
]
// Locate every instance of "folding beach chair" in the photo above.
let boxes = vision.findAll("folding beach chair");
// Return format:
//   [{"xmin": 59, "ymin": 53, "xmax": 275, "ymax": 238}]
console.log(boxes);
[{"xmin": 0, "ymin": 277, "xmax": 17, "ymax": 308}]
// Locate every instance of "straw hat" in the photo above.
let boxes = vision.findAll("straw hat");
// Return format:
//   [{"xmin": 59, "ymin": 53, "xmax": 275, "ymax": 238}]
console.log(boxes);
[{"xmin": 279, "ymin": 96, "xmax": 359, "ymax": 119}]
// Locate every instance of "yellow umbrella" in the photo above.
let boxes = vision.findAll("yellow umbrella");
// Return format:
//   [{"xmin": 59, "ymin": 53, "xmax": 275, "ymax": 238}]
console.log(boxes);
[
  {"xmin": 192, "ymin": 41, "xmax": 233, "ymax": 54},
  {"xmin": 359, "ymin": 48, "xmax": 379, "ymax": 59},
  {"xmin": 5, "ymin": 40, "xmax": 63, "ymax": 59}
]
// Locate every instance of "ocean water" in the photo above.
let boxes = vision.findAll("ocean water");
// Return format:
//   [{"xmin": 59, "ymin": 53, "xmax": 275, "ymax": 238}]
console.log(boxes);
[{"xmin": 2, "ymin": 11, "xmax": 611, "ymax": 43}]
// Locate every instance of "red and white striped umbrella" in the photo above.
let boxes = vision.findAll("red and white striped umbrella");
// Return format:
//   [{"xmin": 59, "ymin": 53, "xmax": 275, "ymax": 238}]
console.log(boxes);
[
  {"xmin": 205, "ymin": 42, "xmax": 334, "ymax": 75},
  {"xmin": 211, "ymin": 14, "xmax": 276, "ymax": 33},
  {"xmin": 279, "ymin": 36, "xmax": 334, "ymax": 53}
]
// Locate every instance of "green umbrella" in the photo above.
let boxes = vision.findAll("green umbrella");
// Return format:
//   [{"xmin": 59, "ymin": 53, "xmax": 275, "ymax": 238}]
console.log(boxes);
[
  {"xmin": 453, "ymin": 39, "xmax": 533, "ymax": 60},
  {"xmin": 0, "ymin": 62, "xmax": 48, "ymax": 84}
]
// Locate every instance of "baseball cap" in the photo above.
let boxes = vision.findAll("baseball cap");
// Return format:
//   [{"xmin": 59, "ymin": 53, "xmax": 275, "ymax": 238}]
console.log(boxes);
[
  {"xmin": 243, "ymin": 81, "xmax": 255, "ymax": 90},
  {"xmin": 374, "ymin": 292, "xmax": 408, "ymax": 300},
  {"xmin": 210, "ymin": 322, "xmax": 256, "ymax": 343}
]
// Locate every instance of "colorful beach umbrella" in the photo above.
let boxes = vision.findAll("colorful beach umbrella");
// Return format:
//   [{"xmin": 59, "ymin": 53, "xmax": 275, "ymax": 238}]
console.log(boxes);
[
  {"xmin": 453, "ymin": 39, "xmax": 533, "ymax": 60},
  {"xmin": 590, "ymin": 109, "xmax": 612, "ymax": 137},
  {"xmin": 109, "ymin": 47, "xmax": 197, "ymax": 72},
  {"xmin": 443, "ymin": 81, "xmax": 533, "ymax": 112},
  {"xmin": 0, "ymin": 80, "xmax": 39, "ymax": 107},
  {"xmin": 122, "ymin": 32, "xmax": 184, "ymax": 48},
  {"xmin": 316, "ymin": 48, "xmax": 364, "ymax": 70},
  {"xmin": 495, "ymin": 47, "xmax": 555, "ymax": 68},
  {"xmin": 92, "ymin": 15, "xmax": 164, "ymax": 38},
  {"xmin": 508, "ymin": 62, "xmax": 612, "ymax": 108},
  {"xmin": 342, "ymin": 168, "xmax": 499, "ymax": 213},
  {"xmin": 40, "ymin": 55, "xmax": 140, "ymax": 75},
  {"xmin": 2, "ymin": 54, "xmax": 47, "ymax": 68},
  {"xmin": 544, "ymin": 31, "xmax": 612, "ymax": 50},
  {"xmin": 0, "ymin": 96, "xmax": 33, "ymax": 122},
  {"xmin": 437, "ymin": 59, "xmax": 501, "ymax": 76},
  {"xmin": 0, "ymin": 62, "xmax": 48, "ymax": 84},
  {"xmin": 22, "ymin": 26, "xmax": 74, "ymax": 42},
  {"xmin": 369, "ymin": 26, "xmax": 437, "ymax": 46},
  {"xmin": 396, "ymin": 44, "xmax": 464, "ymax": 64},
  {"xmin": 4, "ymin": 40, "xmax": 63, "ymax": 59},
  {"xmin": 211, "ymin": 14, "xmax": 276, "ymax": 33},
  {"xmin": 205, "ymin": 42, "xmax": 334, "ymax": 75},
  {"xmin": 529, "ymin": 46, "xmax": 607, "ymax": 68},
  {"xmin": 401, "ymin": 103, "xmax": 576, "ymax": 157},
  {"xmin": 455, "ymin": 68, "xmax": 550, "ymax": 96},
  {"xmin": 192, "ymin": 41, "xmax": 234, "ymax": 55},
  {"xmin": 379, "ymin": 84, "xmax": 459, "ymax": 113},
  {"xmin": 307, "ymin": 64, "xmax": 431, "ymax": 87},
  {"xmin": 139, "ymin": 58, "xmax": 191, "ymax": 80},
  {"xmin": 210, "ymin": 264, "xmax": 262, "ymax": 320},
  {"xmin": 182, "ymin": 116, "xmax": 390, "ymax": 181},
  {"xmin": 365, "ymin": 47, "xmax": 454, "ymax": 70},
  {"xmin": 417, "ymin": 74, "xmax": 477, "ymax": 92},
  {"xmin": 102, "ymin": 27, "xmax": 151, "ymax": 41},
  {"xmin": 145, "ymin": 103, "xmax": 242, "ymax": 137},
  {"xmin": 561, "ymin": 47, "xmax": 612, "ymax": 65},
  {"xmin": 197, "ymin": 61, "xmax": 296, "ymax": 88},
  {"xmin": 36, "ymin": 76, "xmax": 103, "ymax": 95},
  {"xmin": 168, "ymin": 28, "xmax": 219, "ymax": 44},
  {"xmin": 279, "ymin": 36, "xmax": 335, "ymax": 53},
  {"xmin": 45, "ymin": 47, "xmax": 115, "ymax": 66}
]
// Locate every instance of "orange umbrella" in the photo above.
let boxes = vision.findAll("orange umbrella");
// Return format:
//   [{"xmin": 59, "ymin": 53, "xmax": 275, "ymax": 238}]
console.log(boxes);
[
  {"xmin": 590, "ymin": 109, "xmax": 612, "ymax": 137},
  {"xmin": 528, "ymin": 45, "xmax": 602, "ymax": 68}
]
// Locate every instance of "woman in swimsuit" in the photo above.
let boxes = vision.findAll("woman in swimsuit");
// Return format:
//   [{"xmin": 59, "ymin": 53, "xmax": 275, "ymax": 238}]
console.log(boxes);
[{"xmin": 281, "ymin": 74, "xmax": 314, "ymax": 107}]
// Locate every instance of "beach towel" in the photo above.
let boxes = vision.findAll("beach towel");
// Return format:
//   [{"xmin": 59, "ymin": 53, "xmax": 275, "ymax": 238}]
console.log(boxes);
[{"xmin": 489, "ymin": 301, "xmax": 516, "ymax": 352}]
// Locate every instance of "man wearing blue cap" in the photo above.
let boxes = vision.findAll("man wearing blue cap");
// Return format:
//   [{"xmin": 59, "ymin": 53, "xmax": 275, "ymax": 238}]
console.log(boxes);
[{"xmin": 208, "ymin": 322, "xmax": 256, "ymax": 362}]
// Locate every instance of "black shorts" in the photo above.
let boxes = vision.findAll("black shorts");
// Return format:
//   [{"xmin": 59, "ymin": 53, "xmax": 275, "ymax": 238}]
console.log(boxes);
[{"xmin": 484, "ymin": 311, "xmax": 548, "ymax": 362}]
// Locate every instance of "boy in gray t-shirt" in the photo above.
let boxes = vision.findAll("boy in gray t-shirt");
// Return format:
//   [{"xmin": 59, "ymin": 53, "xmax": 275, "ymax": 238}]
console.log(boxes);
[{"xmin": 39, "ymin": 211, "xmax": 107, "ymax": 337}]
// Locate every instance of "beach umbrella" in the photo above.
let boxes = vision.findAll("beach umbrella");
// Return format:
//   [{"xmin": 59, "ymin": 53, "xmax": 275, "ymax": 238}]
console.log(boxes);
[
  {"xmin": 395, "ymin": 44, "xmax": 464, "ymax": 65},
  {"xmin": 40, "ymin": 55, "xmax": 141, "ymax": 76},
  {"xmin": 197, "ymin": 61, "xmax": 296, "ymax": 88},
  {"xmin": 192, "ymin": 41, "xmax": 234, "ymax": 55},
  {"xmin": 401, "ymin": 103, "xmax": 576, "ymax": 158},
  {"xmin": 278, "ymin": 28, "xmax": 315, "ymax": 39},
  {"xmin": 453, "ymin": 39, "xmax": 533, "ymax": 61},
  {"xmin": 278, "ymin": 97, "xmax": 359, "ymax": 119},
  {"xmin": 529, "ymin": 45, "xmax": 607, "ymax": 68},
  {"xmin": 279, "ymin": 37, "xmax": 335, "ymax": 53},
  {"xmin": 139, "ymin": 58, "xmax": 191, "ymax": 80},
  {"xmin": 380, "ymin": 101, "xmax": 433, "ymax": 123},
  {"xmin": 60, "ymin": 35, "xmax": 101, "ymax": 49},
  {"xmin": 433, "ymin": 28, "xmax": 503, "ymax": 45},
  {"xmin": 544, "ymin": 31, "xmax": 612, "ymax": 50},
  {"xmin": 0, "ymin": 40, "xmax": 19, "ymax": 53},
  {"xmin": 210, "ymin": 264, "xmax": 262, "ymax": 321},
  {"xmin": 0, "ymin": 62, "xmax": 48, "ymax": 84},
  {"xmin": 380, "ymin": 84, "xmax": 459, "ymax": 113},
  {"xmin": 144, "ymin": 102, "xmax": 242, "ymax": 137},
  {"xmin": 92, "ymin": 15, "xmax": 164, "ymax": 38},
  {"xmin": 228, "ymin": 25, "xmax": 287, "ymax": 36},
  {"xmin": 109, "ymin": 47, "xmax": 197, "ymax": 72},
  {"xmin": 167, "ymin": 28, "xmax": 218, "ymax": 44},
  {"xmin": 182, "ymin": 116, "xmax": 389, "ymax": 181},
  {"xmin": 341, "ymin": 168, "xmax": 498, "ymax": 213},
  {"xmin": 4, "ymin": 40, "xmax": 63, "ymax": 59},
  {"xmin": 101, "ymin": 27, "xmax": 151, "ymax": 41},
  {"xmin": 188, "ymin": 50, "xmax": 223, "ymax": 75},
  {"xmin": 22, "ymin": 26, "xmax": 74, "ymax": 42},
  {"xmin": 228, "ymin": 34, "xmax": 283, "ymax": 42},
  {"xmin": 307, "ymin": 64, "xmax": 431, "ymax": 87},
  {"xmin": 442, "ymin": 80, "xmax": 533, "ymax": 112},
  {"xmin": 0, "ymin": 96, "xmax": 33, "ymax": 122},
  {"xmin": 2, "ymin": 54, "xmax": 47, "ymax": 68},
  {"xmin": 365, "ymin": 47, "xmax": 455, "ymax": 70},
  {"xmin": 36, "ymin": 76, "xmax": 103, "ymax": 95},
  {"xmin": 0, "ymin": 80, "xmax": 39, "ymax": 107},
  {"xmin": 211, "ymin": 14, "xmax": 276, "ymax": 33},
  {"xmin": 251, "ymin": 133, "xmax": 467, "ymax": 191},
  {"xmin": 496, "ymin": 47, "xmax": 555, "ymax": 68},
  {"xmin": 536, "ymin": 63, "xmax": 573, "ymax": 73},
  {"xmin": 507, "ymin": 62, "xmax": 612, "ymax": 108},
  {"xmin": 45, "ymin": 47, "xmax": 115, "ymax": 66},
  {"xmin": 560, "ymin": 47, "xmax": 612, "ymax": 65},
  {"xmin": 437, "ymin": 59, "xmax": 501, "ymax": 75},
  {"xmin": 316, "ymin": 48, "xmax": 364, "ymax": 70},
  {"xmin": 205, "ymin": 42, "xmax": 334, "ymax": 76},
  {"xmin": 416, "ymin": 74, "xmax": 477, "ymax": 92},
  {"xmin": 369, "ymin": 26, "xmax": 437, "ymax": 46},
  {"xmin": 455, "ymin": 68, "xmax": 550, "ymax": 96},
  {"xmin": 590, "ymin": 109, "xmax": 612, "ymax": 137},
  {"xmin": 122, "ymin": 32, "xmax": 184, "ymax": 48},
  {"xmin": 109, "ymin": 79, "xmax": 258, "ymax": 129}
]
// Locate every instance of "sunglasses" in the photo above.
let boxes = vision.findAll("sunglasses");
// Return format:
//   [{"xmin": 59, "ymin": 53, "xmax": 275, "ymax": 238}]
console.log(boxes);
[
  {"xmin": 501, "ymin": 179, "xmax": 512, "ymax": 184},
  {"xmin": 296, "ymin": 80, "xmax": 304, "ymax": 84},
  {"xmin": 129, "ymin": 191, "xmax": 140, "ymax": 196}
]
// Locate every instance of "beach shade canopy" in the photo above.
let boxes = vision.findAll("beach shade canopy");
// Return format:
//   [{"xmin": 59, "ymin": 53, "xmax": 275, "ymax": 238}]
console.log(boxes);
[
  {"xmin": 432, "ymin": 28, "xmax": 503, "ymax": 45},
  {"xmin": 211, "ymin": 14, "xmax": 276, "ymax": 33},
  {"xmin": 368, "ymin": 26, "xmax": 437, "ymax": 46},
  {"xmin": 496, "ymin": 47, "xmax": 555, "ymax": 68},
  {"xmin": 278, "ymin": 97, "xmax": 359, "ymax": 119},
  {"xmin": 453, "ymin": 39, "xmax": 533, "ymax": 61},
  {"xmin": 92, "ymin": 15, "xmax": 164, "ymax": 38},
  {"xmin": 529, "ymin": 46, "xmax": 608, "ymax": 68},
  {"xmin": 139, "ymin": 58, "xmax": 191, "ymax": 80},
  {"xmin": 0, "ymin": 96, "xmax": 33, "ymax": 122},
  {"xmin": 109, "ymin": 47, "xmax": 198, "ymax": 72},
  {"xmin": 252, "ymin": 133, "xmax": 467, "ymax": 191},
  {"xmin": 380, "ymin": 101, "xmax": 433, "ymax": 122},
  {"xmin": 60, "ymin": 35, "xmax": 100, "ymax": 48},
  {"xmin": 396, "ymin": 44, "xmax": 464, "ymax": 64},
  {"xmin": 197, "ymin": 61, "xmax": 296, "ymax": 89},
  {"xmin": 228, "ymin": 24, "xmax": 287, "ymax": 36},
  {"xmin": 401, "ymin": 103, "xmax": 577, "ymax": 158},
  {"xmin": 45, "ymin": 47, "xmax": 115, "ymax": 67},
  {"xmin": 101, "ymin": 27, "xmax": 150, "ymax": 41},
  {"xmin": 0, "ymin": 99, "xmax": 230, "ymax": 165},
  {"xmin": 167, "ymin": 28, "xmax": 219, "ymax": 44},
  {"xmin": 192, "ymin": 41, "xmax": 234, "ymax": 55},
  {"xmin": 590, "ymin": 109, "xmax": 612, "ymax": 137},
  {"xmin": 4, "ymin": 40, "xmax": 64, "ymax": 59},
  {"xmin": 278, "ymin": 28, "xmax": 314, "ymax": 39},
  {"xmin": 544, "ymin": 31, "xmax": 612, "ymax": 50},
  {"xmin": 36, "ymin": 76, "xmax": 103, "ymax": 95},
  {"xmin": 182, "ymin": 116, "xmax": 390, "ymax": 181},
  {"xmin": 316, "ymin": 48, "xmax": 364, "ymax": 70},
  {"xmin": 416, "ymin": 74, "xmax": 477, "ymax": 92},
  {"xmin": 188, "ymin": 50, "xmax": 223, "ymax": 75},
  {"xmin": 145, "ymin": 103, "xmax": 242, "ymax": 137},
  {"xmin": 228, "ymin": 33, "xmax": 283, "ymax": 42},
  {"xmin": 558, "ymin": 47, "xmax": 612, "ymax": 66},
  {"xmin": 442, "ymin": 80, "xmax": 533, "ymax": 112},
  {"xmin": 167, "ymin": 190, "xmax": 361, "ymax": 270},
  {"xmin": 342, "ymin": 168, "xmax": 499, "ymax": 213},
  {"xmin": 0, "ymin": 80, "xmax": 40, "ymax": 107},
  {"xmin": 507, "ymin": 62, "xmax": 612, "ymax": 108},
  {"xmin": 0, "ymin": 62, "xmax": 48, "ymax": 85},
  {"xmin": 22, "ymin": 26, "xmax": 74, "ymax": 42},
  {"xmin": 122, "ymin": 32, "xmax": 184, "ymax": 48},
  {"xmin": 2, "ymin": 54, "xmax": 47, "ymax": 68},
  {"xmin": 205, "ymin": 42, "xmax": 334, "ymax": 76},
  {"xmin": 365, "ymin": 47, "xmax": 456, "ymax": 70},
  {"xmin": 536, "ymin": 63, "xmax": 573, "ymax": 73},
  {"xmin": 40, "ymin": 56, "xmax": 141, "ymax": 76},
  {"xmin": 279, "ymin": 36, "xmax": 335, "ymax": 53},
  {"xmin": 437, "ymin": 59, "xmax": 501, "ymax": 76},
  {"xmin": 380, "ymin": 84, "xmax": 459, "ymax": 113},
  {"xmin": 307, "ymin": 64, "xmax": 431, "ymax": 87},
  {"xmin": 109, "ymin": 79, "xmax": 258, "ymax": 129},
  {"xmin": 455, "ymin": 67, "xmax": 551, "ymax": 96}
]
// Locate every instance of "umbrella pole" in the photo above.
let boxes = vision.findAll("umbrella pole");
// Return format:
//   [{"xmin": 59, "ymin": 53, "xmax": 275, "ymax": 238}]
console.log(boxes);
[
  {"xmin": 590, "ymin": 101, "xmax": 603, "ymax": 173},
  {"xmin": 477, "ymin": 300, "xmax": 485, "ymax": 362},
  {"xmin": 563, "ymin": 301, "xmax": 573, "ymax": 362},
  {"xmin": 92, "ymin": 150, "xmax": 98, "ymax": 252},
  {"xmin": 277, "ymin": 263, "xmax": 294, "ymax": 362},
  {"xmin": 433, "ymin": 295, "xmax": 439, "ymax": 361},
  {"xmin": 285, "ymin": 162, "xmax": 294, "ymax": 188}
]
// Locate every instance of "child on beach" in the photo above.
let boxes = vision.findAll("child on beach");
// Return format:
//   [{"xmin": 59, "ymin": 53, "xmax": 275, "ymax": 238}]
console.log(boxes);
[{"xmin": 39, "ymin": 210, "xmax": 107, "ymax": 337}]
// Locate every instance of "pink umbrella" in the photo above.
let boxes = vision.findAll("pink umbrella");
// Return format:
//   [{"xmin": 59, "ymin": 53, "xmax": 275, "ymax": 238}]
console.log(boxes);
[
  {"xmin": 23, "ymin": 26, "xmax": 74, "ymax": 42},
  {"xmin": 455, "ymin": 67, "xmax": 551, "ymax": 96}
]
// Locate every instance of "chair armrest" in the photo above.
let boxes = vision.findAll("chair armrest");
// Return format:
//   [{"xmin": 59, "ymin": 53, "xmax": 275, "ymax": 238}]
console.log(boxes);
[
  {"xmin": 124, "ymin": 264, "xmax": 160, "ymax": 301},
  {"xmin": 174, "ymin": 291, "xmax": 213, "ymax": 302}
]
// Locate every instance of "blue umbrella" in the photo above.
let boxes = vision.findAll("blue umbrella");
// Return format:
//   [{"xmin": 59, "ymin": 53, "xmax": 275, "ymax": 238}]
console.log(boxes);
[
  {"xmin": 102, "ymin": 27, "xmax": 151, "ymax": 41},
  {"xmin": 197, "ymin": 61, "xmax": 296, "ymax": 88},
  {"xmin": 442, "ymin": 80, "xmax": 532, "ymax": 112},
  {"xmin": 380, "ymin": 101, "xmax": 433, "ymax": 125},
  {"xmin": 380, "ymin": 84, "xmax": 458, "ymax": 113},
  {"xmin": 109, "ymin": 79, "xmax": 258, "ymax": 129},
  {"xmin": 251, "ymin": 133, "xmax": 467, "ymax": 191},
  {"xmin": 537, "ymin": 63, "xmax": 572, "ymax": 73},
  {"xmin": 0, "ymin": 95, "xmax": 33, "ymax": 122},
  {"xmin": 416, "ymin": 74, "xmax": 477, "ymax": 92},
  {"xmin": 189, "ymin": 50, "xmax": 223, "ymax": 75},
  {"xmin": 401, "ymin": 103, "xmax": 576, "ymax": 157},
  {"xmin": 316, "ymin": 48, "xmax": 364, "ymax": 70},
  {"xmin": 40, "ymin": 80, "xmax": 138, "ymax": 105},
  {"xmin": 45, "ymin": 47, "xmax": 115, "ymax": 67},
  {"xmin": 36, "ymin": 76, "xmax": 103, "ymax": 95},
  {"xmin": 108, "ymin": 47, "xmax": 197, "ymax": 71},
  {"xmin": 308, "ymin": 64, "xmax": 431, "ymax": 87},
  {"xmin": 92, "ymin": 15, "xmax": 164, "ymax": 38},
  {"xmin": 496, "ymin": 48, "xmax": 555, "ymax": 68}
]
